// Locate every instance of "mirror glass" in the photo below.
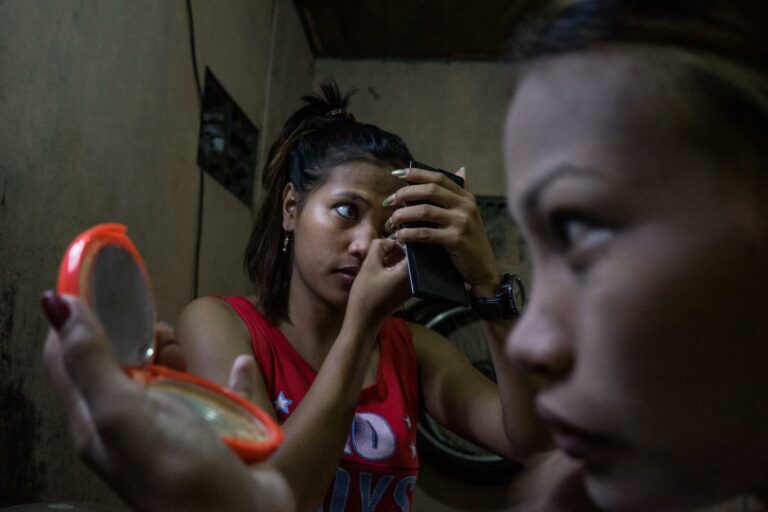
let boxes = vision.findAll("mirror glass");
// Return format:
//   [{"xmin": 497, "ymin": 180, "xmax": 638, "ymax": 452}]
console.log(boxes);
[
  {"xmin": 146, "ymin": 379, "xmax": 268, "ymax": 441},
  {"xmin": 90, "ymin": 244, "xmax": 155, "ymax": 367},
  {"xmin": 87, "ymin": 241, "xmax": 269, "ymax": 443}
]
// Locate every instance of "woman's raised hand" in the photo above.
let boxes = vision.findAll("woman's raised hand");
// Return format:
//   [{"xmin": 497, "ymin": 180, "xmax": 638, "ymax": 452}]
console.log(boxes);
[
  {"xmin": 346, "ymin": 238, "xmax": 410, "ymax": 322},
  {"xmin": 386, "ymin": 166, "xmax": 502, "ymax": 295},
  {"xmin": 40, "ymin": 292, "xmax": 294, "ymax": 512}
]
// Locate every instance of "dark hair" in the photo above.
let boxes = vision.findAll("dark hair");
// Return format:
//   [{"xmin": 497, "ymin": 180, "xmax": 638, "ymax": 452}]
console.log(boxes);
[
  {"xmin": 244, "ymin": 81, "xmax": 413, "ymax": 323},
  {"xmin": 511, "ymin": 1, "xmax": 767, "ymax": 68},
  {"xmin": 509, "ymin": 0, "xmax": 768, "ymax": 160}
]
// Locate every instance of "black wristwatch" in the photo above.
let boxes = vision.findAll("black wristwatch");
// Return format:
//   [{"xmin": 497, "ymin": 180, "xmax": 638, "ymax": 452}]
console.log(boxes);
[{"xmin": 470, "ymin": 273, "xmax": 526, "ymax": 320}]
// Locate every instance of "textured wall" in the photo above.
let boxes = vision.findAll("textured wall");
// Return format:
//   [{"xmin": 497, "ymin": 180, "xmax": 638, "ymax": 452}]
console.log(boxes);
[
  {"xmin": 314, "ymin": 58, "xmax": 513, "ymax": 198},
  {"xmin": 198, "ymin": 0, "xmax": 315, "ymax": 297},
  {"xmin": 0, "ymin": 0, "xmax": 313, "ymax": 505}
]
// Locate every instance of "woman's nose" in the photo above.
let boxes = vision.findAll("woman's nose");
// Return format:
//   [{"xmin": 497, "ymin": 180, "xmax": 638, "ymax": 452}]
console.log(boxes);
[
  {"xmin": 348, "ymin": 223, "xmax": 379, "ymax": 259},
  {"xmin": 507, "ymin": 300, "xmax": 574, "ymax": 382}
]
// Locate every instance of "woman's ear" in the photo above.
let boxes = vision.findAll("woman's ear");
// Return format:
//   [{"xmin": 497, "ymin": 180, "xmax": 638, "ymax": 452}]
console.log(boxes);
[{"xmin": 282, "ymin": 183, "xmax": 298, "ymax": 231}]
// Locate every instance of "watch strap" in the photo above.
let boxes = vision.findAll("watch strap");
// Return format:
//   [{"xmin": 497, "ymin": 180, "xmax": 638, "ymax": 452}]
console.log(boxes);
[{"xmin": 469, "ymin": 273, "xmax": 523, "ymax": 320}]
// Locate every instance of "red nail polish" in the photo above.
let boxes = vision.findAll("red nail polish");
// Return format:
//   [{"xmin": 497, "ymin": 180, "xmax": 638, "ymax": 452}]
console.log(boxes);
[{"xmin": 41, "ymin": 291, "xmax": 70, "ymax": 331}]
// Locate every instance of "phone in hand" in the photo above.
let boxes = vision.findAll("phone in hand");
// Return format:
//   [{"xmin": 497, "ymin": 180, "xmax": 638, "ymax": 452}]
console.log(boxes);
[{"xmin": 402, "ymin": 161, "xmax": 468, "ymax": 306}]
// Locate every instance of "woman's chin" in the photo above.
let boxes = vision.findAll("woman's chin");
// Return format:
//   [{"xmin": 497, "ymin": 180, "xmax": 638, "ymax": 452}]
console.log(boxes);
[
  {"xmin": 584, "ymin": 470, "xmax": 736, "ymax": 512},
  {"xmin": 584, "ymin": 475, "xmax": 670, "ymax": 512}
]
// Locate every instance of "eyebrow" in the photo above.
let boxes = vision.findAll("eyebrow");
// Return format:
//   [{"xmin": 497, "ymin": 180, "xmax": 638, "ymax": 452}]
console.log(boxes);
[
  {"xmin": 330, "ymin": 191, "xmax": 371, "ymax": 207},
  {"xmin": 521, "ymin": 164, "xmax": 599, "ymax": 215}
]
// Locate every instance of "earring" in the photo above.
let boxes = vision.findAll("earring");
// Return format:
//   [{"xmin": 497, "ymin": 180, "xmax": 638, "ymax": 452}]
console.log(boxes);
[{"xmin": 282, "ymin": 232, "xmax": 291, "ymax": 253}]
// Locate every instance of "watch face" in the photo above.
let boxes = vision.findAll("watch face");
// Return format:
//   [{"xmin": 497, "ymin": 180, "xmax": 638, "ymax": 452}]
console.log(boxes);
[{"xmin": 511, "ymin": 276, "xmax": 527, "ymax": 312}]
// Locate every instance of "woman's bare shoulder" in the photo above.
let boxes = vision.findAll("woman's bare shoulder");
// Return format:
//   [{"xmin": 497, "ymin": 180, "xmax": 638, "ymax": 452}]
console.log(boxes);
[{"xmin": 177, "ymin": 296, "xmax": 252, "ymax": 349}]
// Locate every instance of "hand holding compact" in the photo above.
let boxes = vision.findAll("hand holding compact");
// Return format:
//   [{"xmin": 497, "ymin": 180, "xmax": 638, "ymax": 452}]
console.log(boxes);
[
  {"xmin": 41, "ymin": 293, "xmax": 293, "ymax": 511},
  {"xmin": 387, "ymin": 166, "xmax": 502, "ymax": 296},
  {"xmin": 55, "ymin": 223, "xmax": 282, "ymax": 463}
]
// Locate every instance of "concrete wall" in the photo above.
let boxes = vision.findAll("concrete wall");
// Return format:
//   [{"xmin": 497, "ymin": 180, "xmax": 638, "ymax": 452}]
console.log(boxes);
[
  {"xmin": 314, "ymin": 58, "xmax": 513, "ymax": 197},
  {"xmin": 0, "ymin": 0, "xmax": 313, "ymax": 505}
]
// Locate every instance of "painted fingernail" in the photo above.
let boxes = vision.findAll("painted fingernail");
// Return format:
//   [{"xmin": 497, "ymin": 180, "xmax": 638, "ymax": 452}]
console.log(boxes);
[
  {"xmin": 382, "ymin": 194, "xmax": 395, "ymax": 207},
  {"xmin": 385, "ymin": 217, "xmax": 394, "ymax": 232},
  {"xmin": 391, "ymin": 168, "xmax": 408, "ymax": 177},
  {"xmin": 40, "ymin": 291, "xmax": 70, "ymax": 332}
]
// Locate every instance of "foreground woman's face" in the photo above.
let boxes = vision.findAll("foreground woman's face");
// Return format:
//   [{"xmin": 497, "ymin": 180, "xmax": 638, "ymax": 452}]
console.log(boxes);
[{"xmin": 504, "ymin": 51, "xmax": 768, "ymax": 511}]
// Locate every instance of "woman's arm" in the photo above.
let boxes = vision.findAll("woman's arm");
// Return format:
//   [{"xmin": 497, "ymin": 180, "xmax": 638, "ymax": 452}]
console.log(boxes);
[
  {"xmin": 386, "ymin": 165, "xmax": 550, "ymax": 460},
  {"xmin": 176, "ymin": 296, "xmax": 377, "ymax": 512},
  {"xmin": 176, "ymin": 239, "xmax": 409, "ymax": 512},
  {"xmin": 175, "ymin": 296, "xmax": 274, "ymax": 413},
  {"xmin": 412, "ymin": 320, "xmax": 548, "ymax": 462},
  {"xmin": 481, "ymin": 317, "xmax": 551, "ymax": 457}
]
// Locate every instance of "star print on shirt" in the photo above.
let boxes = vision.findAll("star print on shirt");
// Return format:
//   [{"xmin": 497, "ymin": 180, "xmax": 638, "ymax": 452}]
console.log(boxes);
[
  {"xmin": 409, "ymin": 442, "xmax": 417, "ymax": 458},
  {"xmin": 273, "ymin": 391, "xmax": 293, "ymax": 414},
  {"xmin": 403, "ymin": 415, "xmax": 412, "ymax": 430}
]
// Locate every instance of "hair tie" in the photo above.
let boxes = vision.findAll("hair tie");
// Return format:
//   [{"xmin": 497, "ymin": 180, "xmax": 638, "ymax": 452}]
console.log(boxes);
[{"xmin": 325, "ymin": 108, "xmax": 355, "ymax": 121}]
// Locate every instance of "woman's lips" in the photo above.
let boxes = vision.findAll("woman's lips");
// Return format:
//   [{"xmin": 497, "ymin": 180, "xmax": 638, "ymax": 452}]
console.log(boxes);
[
  {"xmin": 335, "ymin": 266, "xmax": 359, "ymax": 287},
  {"xmin": 538, "ymin": 403, "xmax": 616, "ymax": 462},
  {"xmin": 552, "ymin": 426, "xmax": 613, "ymax": 461}
]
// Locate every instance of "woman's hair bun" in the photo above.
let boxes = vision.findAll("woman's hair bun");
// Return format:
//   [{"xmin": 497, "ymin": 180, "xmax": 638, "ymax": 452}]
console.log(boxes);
[{"xmin": 279, "ymin": 81, "xmax": 356, "ymax": 138}]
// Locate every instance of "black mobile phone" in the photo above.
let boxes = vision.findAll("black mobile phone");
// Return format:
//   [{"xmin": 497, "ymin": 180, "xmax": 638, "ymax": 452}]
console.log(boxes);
[{"xmin": 402, "ymin": 161, "xmax": 468, "ymax": 306}]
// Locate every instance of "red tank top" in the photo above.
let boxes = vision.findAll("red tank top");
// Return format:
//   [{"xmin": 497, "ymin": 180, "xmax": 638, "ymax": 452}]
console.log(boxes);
[{"xmin": 220, "ymin": 296, "xmax": 420, "ymax": 512}]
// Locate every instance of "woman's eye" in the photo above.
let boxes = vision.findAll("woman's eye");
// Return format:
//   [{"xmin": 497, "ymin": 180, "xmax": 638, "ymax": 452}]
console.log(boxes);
[
  {"xmin": 552, "ymin": 213, "xmax": 614, "ymax": 252},
  {"xmin": 334, "ymin": 203, "xmax": 360, "ymax": 220}
]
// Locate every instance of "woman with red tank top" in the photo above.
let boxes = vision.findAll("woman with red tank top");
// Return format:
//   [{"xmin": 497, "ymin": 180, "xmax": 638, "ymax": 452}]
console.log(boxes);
[{"xmin": 174, "ymin": 83, "xmax": 546, "ymax": 511}]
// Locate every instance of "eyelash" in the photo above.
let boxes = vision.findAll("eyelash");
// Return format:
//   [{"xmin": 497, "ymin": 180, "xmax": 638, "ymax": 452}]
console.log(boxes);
[{"xmin": 332, "ymin": 202, "xmax": 391, "ymax": 237}]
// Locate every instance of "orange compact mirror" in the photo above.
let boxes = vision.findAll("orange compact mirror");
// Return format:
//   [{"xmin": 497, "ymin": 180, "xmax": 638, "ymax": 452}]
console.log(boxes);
[{"xmin": 57, "ymin": 223, "xmax": 283, "ymax": 463}]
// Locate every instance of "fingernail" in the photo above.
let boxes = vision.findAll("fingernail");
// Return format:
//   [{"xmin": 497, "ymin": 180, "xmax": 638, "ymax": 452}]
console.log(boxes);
[
  {"xmin": 385, "ymin": 217, "xmax": 394, "ymax": 232},
  {"xmin": 40, "ymin": 291, "xmax": 70, "ymax": 332},
  {"xmin": 391, "ymin": 168, "xmax": 408, "ymax": 177},
  {"xmin": 382, "ymin": 194, "xmax": 395, "ymax": 207}
]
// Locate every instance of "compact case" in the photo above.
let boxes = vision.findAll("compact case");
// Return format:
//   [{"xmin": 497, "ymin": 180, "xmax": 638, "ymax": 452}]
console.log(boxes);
[
  {"xmin": 57, "ymin": 223, "xmax": 283, "ymax": 462},
  {"xmin": 403, "ymin": 161, "xmax": 468, "ymax": 306}
]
